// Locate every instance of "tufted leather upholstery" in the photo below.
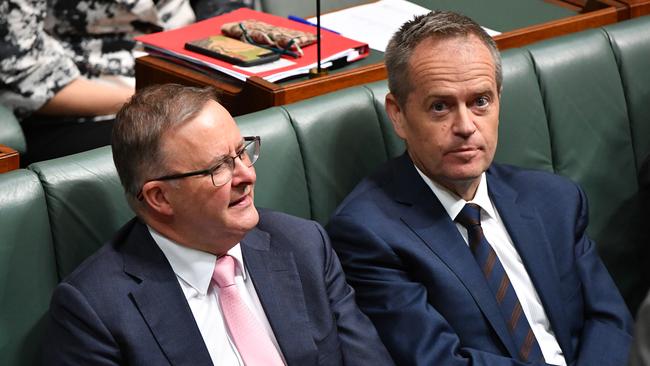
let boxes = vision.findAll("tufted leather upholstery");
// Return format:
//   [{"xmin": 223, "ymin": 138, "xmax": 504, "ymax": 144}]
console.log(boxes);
[{"xmin": 0, "ymin": 170, "xmax": 57, "ymax": 366}]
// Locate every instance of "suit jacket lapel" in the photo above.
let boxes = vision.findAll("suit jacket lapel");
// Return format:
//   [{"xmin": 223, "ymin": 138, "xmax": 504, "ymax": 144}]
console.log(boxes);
[
  {"xmin": 122, "ymin": 220, "xmax": 213, "ymax": 366},
  {"xmin": 241, "ymin": 228, "xmax": 317, "ymax": 366},
  {"xmin": 487, "ymin": 170, "xmax": 573, "ymax": 360},
  {"xmin": 390, "ymin": 155, "xmax": 520, "ymax": 357}
]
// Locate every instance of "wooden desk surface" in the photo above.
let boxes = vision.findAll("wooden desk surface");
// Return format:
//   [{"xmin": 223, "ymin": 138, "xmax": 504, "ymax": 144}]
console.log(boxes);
[
  {"xmin": 0, "ymin": 145, "xmax": 20, "ymax": 173},
  {"xmin": 135, "ymin": 0, "xmax": 631, "ymax": 116}
]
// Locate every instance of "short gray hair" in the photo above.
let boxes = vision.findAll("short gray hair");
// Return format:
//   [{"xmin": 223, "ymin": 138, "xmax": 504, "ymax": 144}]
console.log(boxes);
[
  {"xmin": 112, "ymin": 84, "xmax": 219, "ymax": 209},
  {"xmin": 385, "ymin": 10, "xmax": 502, "ymax": 107}
]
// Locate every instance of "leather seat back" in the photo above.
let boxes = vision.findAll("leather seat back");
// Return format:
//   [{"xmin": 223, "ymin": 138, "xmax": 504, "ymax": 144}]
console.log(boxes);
[
  {"xmin": 0, "ymin": 169, "xmax": 58, "ymax": 366},
  {"xmin": 604, "ymin": 16, "xmax": 650, "ymax": 173},
  {"xmin": 236, "ymin": 107, "xmax": 312, "ymax": 219},
  {"xmin": 28, "ymin": 147, "xmax": 134, "ymax": 279},
  {"xmin": 527, "ymin": 28, "xmax": 644, "ymax": 307},
  {"xmin": 284, "ymin": 87, "xmax": 390, "ymax": 224},
  {"xmin": 496, "ymin": 48, "xmax": 554, "ymax": 171},
  {"xmin": 363, "ymin": 81, "xmax": 406, "ymax": 159},
  {"xmin": 0, "ymin": 105, "xmax": 26, "ymax": 155}
]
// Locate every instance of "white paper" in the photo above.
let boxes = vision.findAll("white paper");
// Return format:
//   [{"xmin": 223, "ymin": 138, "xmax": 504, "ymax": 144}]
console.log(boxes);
[
  {"xmin": 308, "ymin": 0, "xmax": 501, "ymax": 52},
  {"xmin": 143, "ymin": 45, "xmax": 355, "ymax": 82},
  {"xmin": 234, "ymin": 58, "xmax": 296, "ymax": 73}
]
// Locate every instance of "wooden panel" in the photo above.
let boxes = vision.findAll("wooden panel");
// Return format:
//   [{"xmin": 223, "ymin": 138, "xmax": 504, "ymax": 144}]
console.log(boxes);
[
  {"xmin": 617, "ymin": 0, "xmax": 650, "ymax": 16},
  {"xmin": 0, "ymin": 145, "xmax": 20, "ymax": 173},
  {"xmin": 136, "ymin": 56, "xmax": 387, "ymax": 116}
]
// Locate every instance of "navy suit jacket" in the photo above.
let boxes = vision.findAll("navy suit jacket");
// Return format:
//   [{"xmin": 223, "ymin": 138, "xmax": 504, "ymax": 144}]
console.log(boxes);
[
  {"xmin": 326, "ymin": 153, "xmax": 632, "ymax": 366},
  {"xmin": 43, "ymin": 210, "xmax": 393, "ymax": 365}
]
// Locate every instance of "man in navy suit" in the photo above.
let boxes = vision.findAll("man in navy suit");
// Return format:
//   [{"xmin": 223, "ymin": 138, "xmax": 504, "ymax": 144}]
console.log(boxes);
[
  {"xmin": 326, "ymin": 11, "xmax": 632, "ymax": 366},
  {"xmin": 42, "ymin": 84, "xmax": 394, "ymax": 365}
]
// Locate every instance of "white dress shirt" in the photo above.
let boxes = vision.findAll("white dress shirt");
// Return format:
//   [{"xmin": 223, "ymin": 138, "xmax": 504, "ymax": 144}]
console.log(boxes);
[
  {"xmin": 148, "ymin": 227, "xmax": 286, "ymax": 366},
  {"xmin": 415, "ymin": 168, "xmax": 567, "ymax": 366}
]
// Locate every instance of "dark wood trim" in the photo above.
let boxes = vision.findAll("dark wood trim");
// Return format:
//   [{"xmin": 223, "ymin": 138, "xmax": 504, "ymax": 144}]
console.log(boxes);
[
  {"xmin": 546, "ymin": 0, "xmax": 584, "ymax": 11},
  {"xmin": 0, "ymin": 145, "xmax": 20, "ymax": 173},
  {"xmin": 136, "ymin": 56, "xmax": 387, "ymax": 116},
  {"xmin": 616, "ymin": 0, "xmax": 650, "ymax": 16}
]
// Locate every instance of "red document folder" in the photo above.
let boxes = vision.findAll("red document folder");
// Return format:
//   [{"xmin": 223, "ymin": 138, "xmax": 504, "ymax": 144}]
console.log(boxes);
[{"xmin": 135, "ymin": 8, "xmax": 370, "ymax": 82}]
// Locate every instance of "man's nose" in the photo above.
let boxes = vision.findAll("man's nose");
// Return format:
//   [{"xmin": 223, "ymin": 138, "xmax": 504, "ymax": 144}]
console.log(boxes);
[
  {"xmin": 231, "ymin": 157, "xmax": 256, "ymax": 186},
  {"xmin": 452, "ymin": 106, "xmax": 477, "ymax": 137}
]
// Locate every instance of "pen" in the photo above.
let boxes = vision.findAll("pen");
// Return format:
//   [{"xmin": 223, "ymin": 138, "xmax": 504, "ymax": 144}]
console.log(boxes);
[{"xmin": 288, "ymin": 15, "xmax": 340, "ymax": 34}]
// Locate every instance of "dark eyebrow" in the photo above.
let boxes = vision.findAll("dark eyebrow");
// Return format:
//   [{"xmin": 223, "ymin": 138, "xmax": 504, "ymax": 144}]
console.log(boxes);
[
  {"xmin": 427, "ymin": 94, "xmax": 453, "ymax": 101},
  {"xmin": 473, "ymin": 88, "xmax": 496, "ymax": 97},
  {"xmin": 206, "ymin": 139, "xmax": 246, "ymax": 168}
]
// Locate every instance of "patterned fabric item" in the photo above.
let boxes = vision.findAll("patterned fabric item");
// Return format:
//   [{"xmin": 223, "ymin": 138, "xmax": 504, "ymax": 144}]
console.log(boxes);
[
  {"xmin": 0, "ymin": 0, "xmax": 195, "ymax": 119},
  {"xmin": 221, "ymin": 19, "xmax": 316, "ymax": 52}
]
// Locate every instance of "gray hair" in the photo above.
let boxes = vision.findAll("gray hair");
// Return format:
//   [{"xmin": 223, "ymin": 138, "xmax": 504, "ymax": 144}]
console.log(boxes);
[
  {"xmin": 385, "ymin": 10, "xmax": 502, "ymax": 107},
  {"xmin": 112, "ymin": 84, "xmax": 219, "ymax": 209}
]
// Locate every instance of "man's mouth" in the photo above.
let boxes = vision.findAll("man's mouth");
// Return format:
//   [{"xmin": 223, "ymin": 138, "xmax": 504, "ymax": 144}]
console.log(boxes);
[
  {"xmin": 449, "ymin": 146, "xmax": 478, "ymax": 153},
  {"xmin": 229, "ymin": 188, "xmax": 251, "ymax": 207},
  {"xmin": 446, "ymin": 146, "xmax": 481, "ymax": 161}
]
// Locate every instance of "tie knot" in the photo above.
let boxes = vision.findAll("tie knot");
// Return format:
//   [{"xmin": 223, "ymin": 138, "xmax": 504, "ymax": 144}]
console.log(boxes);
[
  {"xmin": 212, "ymin": 255, "xmax": 236, "ymax": 288},
  {"xmin": 455, "ymin": 203, "xmax": 482, "ymax": 229}
]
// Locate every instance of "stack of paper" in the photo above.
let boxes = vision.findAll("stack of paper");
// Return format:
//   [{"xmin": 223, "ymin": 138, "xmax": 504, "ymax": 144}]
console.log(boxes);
[
  {"xmin": 308, "ymin": 0, "xmax": 501, "ymax": 52},
  {"xmin": 135, "ymin": 8, "xmax": 370, "ymax": 82}
]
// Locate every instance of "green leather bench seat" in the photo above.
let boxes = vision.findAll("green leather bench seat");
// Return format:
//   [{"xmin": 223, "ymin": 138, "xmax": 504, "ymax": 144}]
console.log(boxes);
[
  {"xmin": 0, "ymin": 170, "xmax": 57, "ymax": 366},
  {"xmin": 285, "ymin": 87, "xmax": 391, "ymax": 223},
  {"xmin": 0, "ymin": 105, "xmax": 26, "ymax": 155},
  {"xmin": 236, "ymin": 107, "xmax": 311, "ymax": 219},
  {"xmin": 494, "ymin": 48, "xmax": 554, "ymax": 171},
  {"xmin": 1, "ymin": 15, "xmax": 649, "ymax": 366},
  {"xmin": 364, "ymin": 81, "xmax": 406, "ymax": 160},
  {"xmin": 605, "ymin": 18, "xmax": 650, "ymax": 168},
  {"xmin": 29, "ymin": 147, "xmax": 134, "ymax": 279},
  {"xmin": 528, "ymin": 26, "xmax": 647, "ymax": 309}
]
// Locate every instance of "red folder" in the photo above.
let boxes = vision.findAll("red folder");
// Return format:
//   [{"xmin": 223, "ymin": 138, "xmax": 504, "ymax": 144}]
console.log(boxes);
[{"xmin": 135, "ymin": 8, "xmax": 370, "ymax": 82}]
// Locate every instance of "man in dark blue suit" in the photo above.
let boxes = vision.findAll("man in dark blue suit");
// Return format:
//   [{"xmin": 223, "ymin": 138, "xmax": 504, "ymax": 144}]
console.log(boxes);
[
  {"xmin": 42, "ymin": 84, "xmax": 394, "ymax": 365},
  {"xmin": 326, "ymin": 11, "xmax": 632, "ymax": 366}
]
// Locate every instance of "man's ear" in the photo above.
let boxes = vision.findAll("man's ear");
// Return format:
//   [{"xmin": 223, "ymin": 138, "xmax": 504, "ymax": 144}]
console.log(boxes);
[
  {"xmin": 385, "ymin": 93, "xmax": 407, "ymax": 139},
  {"xmin": 141, "ymin": 181, "xmax": 174, "ymax": 216}
]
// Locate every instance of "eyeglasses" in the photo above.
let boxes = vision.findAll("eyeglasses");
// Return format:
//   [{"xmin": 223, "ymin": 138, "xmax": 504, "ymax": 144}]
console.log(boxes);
[
  {"xmin": 137, "ymin": 136, "xmax": 260, "ymax": 200},
  {"xmin": 238, "ymin": 23, "xmax": 302, "ymax": 58}
]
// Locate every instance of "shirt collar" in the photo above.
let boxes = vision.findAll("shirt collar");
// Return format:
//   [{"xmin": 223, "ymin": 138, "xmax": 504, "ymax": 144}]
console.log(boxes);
[
  {"xmin": 148, "ymin": 226, "xmax": 247, "ymax": 296},
  {"xmin": 414, "ymin": 165, "xmax": 496, "ymax": 221}
]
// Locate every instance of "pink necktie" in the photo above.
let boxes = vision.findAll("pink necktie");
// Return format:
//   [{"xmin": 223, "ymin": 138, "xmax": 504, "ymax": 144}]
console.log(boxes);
[{"xmin": 212, "ymin": 255, "xmax": 284, "ymax": 366}]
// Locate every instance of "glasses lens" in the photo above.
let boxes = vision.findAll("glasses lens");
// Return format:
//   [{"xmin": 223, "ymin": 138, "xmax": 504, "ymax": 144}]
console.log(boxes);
[
  {"xmin": 210, "ymin": 160, "xmax": 233, "ymax": 187},
  {"xmin": 209, "ymin": 138, "xmax": 259, "ymax": 187},
  {"xmin": 244, "ymin": 138, "xmax": 259, "ymax": 167}
]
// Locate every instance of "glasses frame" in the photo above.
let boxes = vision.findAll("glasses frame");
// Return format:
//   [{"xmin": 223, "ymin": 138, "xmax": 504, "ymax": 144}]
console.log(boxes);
[
  {"xmin": 136, "ymin": 136, "xmax": 260, "ymax": 200},
  {"xmin": 237, "ymin": 22, "xmax": 302, "ymax": 58}
]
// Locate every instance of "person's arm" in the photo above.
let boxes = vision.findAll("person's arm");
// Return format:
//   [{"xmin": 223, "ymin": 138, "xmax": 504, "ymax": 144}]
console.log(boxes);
[
  {"xmin": 327, "ymin": 214, "xmax": 552, "ymax": 366},
  {"xmin": 43, "ymin": 282, "xmax": 121, "ymax": 365},
  {"xmin": 1, "ymin": 1, "xmax": 78, "ymax": 118},
  {"xmin": 315, "ymin": 222, "xmax": 395, "ymax": 365},
  {"xmin": 37, "ymin": 78, "xmax": 133, "ymax": 117},
  {"xmin": 190, "ymin": 0, "xmax": 253, "ymax": 20},
  {"xmin": 0, "ymin": 1, "xmax": 132, "ymax": 119},
  {"xmin": 570, "ymin": 185, "xmax": 633, "ymax": 366}
]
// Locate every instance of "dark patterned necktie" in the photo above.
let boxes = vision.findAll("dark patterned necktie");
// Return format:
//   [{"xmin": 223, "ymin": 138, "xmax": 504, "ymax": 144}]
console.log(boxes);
[{"xmin": 455, "ymin": 203, "xmax": 544, "ymax": 362}]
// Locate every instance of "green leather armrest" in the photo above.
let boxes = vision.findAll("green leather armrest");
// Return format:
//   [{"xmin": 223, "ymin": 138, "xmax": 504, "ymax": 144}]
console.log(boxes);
[{"xmin": 0, "ymin": 105, "xmax": 26, "ymax": 155}]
